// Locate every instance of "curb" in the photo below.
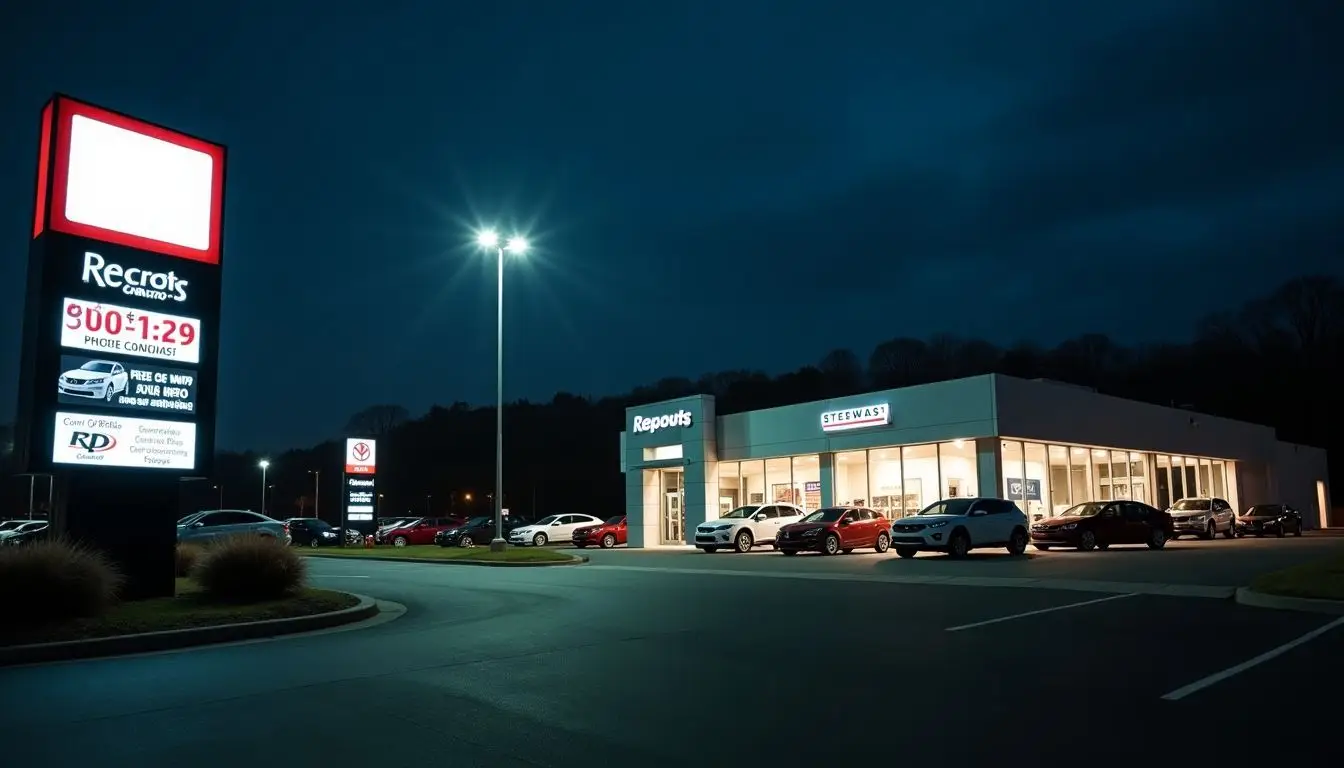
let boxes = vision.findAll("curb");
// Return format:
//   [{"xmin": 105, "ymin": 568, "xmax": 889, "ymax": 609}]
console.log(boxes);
[
  {"xmin": 302, "ymin": 552, "xmax": 589, "ymax": 567},
  {"xmin": 0, "ymin": 592, "xmax": 378, "ymax": 667},
  {"xmin": 1235, "ymin": 586, "xmax": 1344, "ymax": 615}
]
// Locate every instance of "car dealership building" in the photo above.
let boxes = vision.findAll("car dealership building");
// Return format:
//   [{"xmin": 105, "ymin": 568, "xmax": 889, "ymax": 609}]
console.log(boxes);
[{"xmin": 620, "ymin": 374, "xmax": 1332, "ymax": 548}]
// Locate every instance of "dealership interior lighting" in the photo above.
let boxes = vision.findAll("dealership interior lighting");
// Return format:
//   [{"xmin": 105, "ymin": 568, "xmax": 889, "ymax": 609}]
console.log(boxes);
[{"xmin": 475, "ymin": 227, "xmax": 528, "ymax": 551}]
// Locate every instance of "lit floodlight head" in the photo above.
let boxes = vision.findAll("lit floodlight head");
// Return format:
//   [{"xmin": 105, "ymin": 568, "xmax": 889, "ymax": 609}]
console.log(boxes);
[
  {"xmin": 476, "ymin": 229, "xmax": 499, "ymax": 249},
  {"xmin": 258, "ymin": 459, "xmax": 270, "ymax": 469},
  {"xmin": 505, "ymin": 236, "xmax": 528, "ymax": 255}
]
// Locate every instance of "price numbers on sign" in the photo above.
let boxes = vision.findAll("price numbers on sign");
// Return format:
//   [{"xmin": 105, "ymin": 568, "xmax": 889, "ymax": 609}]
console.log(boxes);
[{"xmin": 60, "ymin": 297, "xmax": 202, "ymax": 364}]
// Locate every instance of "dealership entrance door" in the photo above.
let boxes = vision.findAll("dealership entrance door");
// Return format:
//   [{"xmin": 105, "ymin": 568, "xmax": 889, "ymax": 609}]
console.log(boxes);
[{"xmin": 657, "ymin": 468, "xmax": 684, "ymax": 544}]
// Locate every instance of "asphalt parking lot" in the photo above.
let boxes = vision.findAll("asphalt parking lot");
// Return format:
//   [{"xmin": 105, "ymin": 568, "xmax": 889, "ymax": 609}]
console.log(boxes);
[{"xmin": 3, "ymin": 537, "xmax": 1342, "ymax": 767}]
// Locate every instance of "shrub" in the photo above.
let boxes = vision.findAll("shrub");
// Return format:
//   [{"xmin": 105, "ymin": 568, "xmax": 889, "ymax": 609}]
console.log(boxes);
[
  {"xmin": 175, "ymin": 543, "xmax": 205, "ymax": 578},
  {"xmin": 192, "ymin": 535, "xmax": 306, "ymax": 601},
  {"xmin": 0, "ymin": 537, "xmax": 123, "ymax": 626}
]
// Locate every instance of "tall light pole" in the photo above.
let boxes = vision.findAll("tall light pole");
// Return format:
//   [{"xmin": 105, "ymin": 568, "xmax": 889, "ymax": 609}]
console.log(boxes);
[
  {"xmin": 309, "ymin": 470, "xmax": 320, "ymax": 520},
  {"xmin": 258, "ymin": 459, "xmax": 269, "ymax": 515},
  {"xmin": 213, "ymin": 484, "xmax": 224, "ymax": 509},
  {"xmin": 476, "ymin": 228, "xmax": 528, "ymax": 551}
]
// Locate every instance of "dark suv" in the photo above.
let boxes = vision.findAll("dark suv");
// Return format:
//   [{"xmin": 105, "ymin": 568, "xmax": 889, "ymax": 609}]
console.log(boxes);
[
  {"xmin": 434, "ymin": 516, "xmax": 527, "ymax": 548},
  {"xmin": 286, "ymin": 517, "xmax": 341, "ymax": 547}
]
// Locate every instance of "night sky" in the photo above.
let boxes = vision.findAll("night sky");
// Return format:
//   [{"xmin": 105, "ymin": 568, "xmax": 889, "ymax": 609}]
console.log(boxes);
[{"xmin": 1, "ymin": 1, "xmax": 1341, "ymax": 452}]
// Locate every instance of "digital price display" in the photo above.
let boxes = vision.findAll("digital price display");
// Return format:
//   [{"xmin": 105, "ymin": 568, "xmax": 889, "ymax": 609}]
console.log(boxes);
[{"xmin": 60, "ymin": 298, "xmax": 201, "ymax": 364}]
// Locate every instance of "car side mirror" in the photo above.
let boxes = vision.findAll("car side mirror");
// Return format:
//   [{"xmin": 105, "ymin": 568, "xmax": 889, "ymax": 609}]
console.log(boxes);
[
  {"xmin": 753, "ymin": 513, "xmax": 766, "ymax": 521},
  {"xmin": 193, "ymin": 521, "xmax": 205, "ymax": 528},
  {"xmin": 551, "ymin": 521, "xmax": 561, "ymax": 526},
  {"xmin": 839, "ymin": 518, "xmax": 852, "ymax": 526},
  {"xmin": 969, "ymin": 510, "xmax": 986, "ymax": 517}
]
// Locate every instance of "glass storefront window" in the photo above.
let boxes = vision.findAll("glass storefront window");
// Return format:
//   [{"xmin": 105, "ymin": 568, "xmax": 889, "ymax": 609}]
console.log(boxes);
[
  {"xmin": 1048, "ymin": 445, "xmax": 1071, "ymax": 513},
  {"xmin": 1198, "ymin": 459, "xmax": 1213, "ymax": 499},
  {"xmin": 1022, "ymin": 443, "xmax": 1048, "ymax": 522},
  {"xmin": 716, "ymin": 461, "xmax": 740, "ymax": 518},
  {"xmin": 1181, "ymin": 457, "xmax": 1198, "ymax": 499},
  {"xmin": 792, "ymin": 456, "xmax": 821, "ymax": 511},
  {"xmin": 1169, "ymin": 456, "xmax": 1186, "ymax": 499},
  {"xmin": 740, "ymin": 460, "xmax": 766, "ymax": 506},
  {"xmin": 1210, "ymin": 460, "xmax": 1227, "ymax": 499},
  {"xmin": 1001, "ymin": 440, "xmax": 1025, "ymax": 505},
  {"xmin": 1070, "ymin": 446, "xmax": 1093, "ymax": 503},
  {"xmin": 765, "ymin": 457, "xmax": 793, "ymax": 505},
  {"xmin": 938, "ymin": 440, "xmax": 978, "ymax": 502},
  {"xmin": 1155, "ymin": 454, "xmax": 1171, "ymax": 509},
  {"xmin": 1109, "ymin": 450, "xmax": 1130, "ymax": 500},
  {"xmin": 835, "ymin": 451, "xmax": 868, "ymax": 507},
  {"xmin": 1128, "ymin": 452, "xmax": 1148, "ymax": 505},
  {"xmin": 867, "ymin": 448, "xmax": 902, "ymax": 518},
  {"xmin": 902, "ymin": 444, "xmax": 938, "ymax": 514}
]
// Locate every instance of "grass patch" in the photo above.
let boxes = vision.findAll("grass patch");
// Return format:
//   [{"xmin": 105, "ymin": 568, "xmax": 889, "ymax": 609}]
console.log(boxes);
[
  {"xmin": 0, "ymin": 578, "xmax": 358, "ymax": 647},
  {"xmin": 303, "ymin": 545, "xmax": 574, "ymax": 563},
  {"xmin": 1251, "ymin": 556, "xmax": 1344, "ymax": 601}
]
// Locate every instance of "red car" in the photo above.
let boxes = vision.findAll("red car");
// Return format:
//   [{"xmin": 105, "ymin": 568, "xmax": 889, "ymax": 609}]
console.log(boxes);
[
  {"xmin": 384, "ymin": 516, "xmax": 466, "ymax": 546},
  {"xmin": 776, "ymin": 506, "xmax": 891, "ymax": 556},
  {"xmin": 572, "ymin": 515, "xmax": 627, "ymax": 548}
]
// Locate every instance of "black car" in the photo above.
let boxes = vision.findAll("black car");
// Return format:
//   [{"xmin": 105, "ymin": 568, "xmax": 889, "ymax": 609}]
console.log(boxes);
[
  {"xmin": 4, "ymin": 522, "xmax": 50, "ymax": 547},
  {"xmin": 285, "ymin": 517, "xmax": 342, "ymax": 547},
  {"xmin": 434, "ymin": 516, "xmax": 526, "ymax": 548},
  {"xmin": 1236, "ymin": 504, "xmax": 1304, "ymax": 537}
]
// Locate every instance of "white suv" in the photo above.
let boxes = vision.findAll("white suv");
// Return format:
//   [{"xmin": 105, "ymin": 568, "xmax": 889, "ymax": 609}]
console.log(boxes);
[
  {"xmin": 888, "ymin": 497, "xmax": 1030, "ymax": 559},
  {"xmin": 695, "ymin": 504, "xmax": 805, "ymax": 553}
]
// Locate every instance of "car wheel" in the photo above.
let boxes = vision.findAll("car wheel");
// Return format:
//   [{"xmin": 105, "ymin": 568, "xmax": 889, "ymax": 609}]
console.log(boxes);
[
  {"xmin": 533, "ymin": 532, "xmax": 548, "ymax": 547},
  {"xmin": 1294, "ymin": 522, "xmax": 1303, "ymax": 537},
  {"xmin": 308, "ymin": 538, "xmax": 321, "ymax": 548},
  {"xmin": 458, "ymin": 535, "xmax": 474, "ymax": 548},
  {"xmin": 700, "ymin": 546, "xmax": 717, "ymax": 553},
  {"xmin": 1078, "ymin": 530, "xmax": 1097, "ymax": 551},
  {"xmin": 393, "ymin": 536, "xmax": 408, "ymax": 547},
  {"xmin": 1223, "ymin": 524, "xmax": 1237, "ymax": 539},
  {"xmin": 1006, "ymin": 528, "xmax": 1028, "ymax": 555},
  {"xmin": 1146, "ymin": 528, "xmax": 1167, "ymax": 549},
  {"xmin": 895, "ymin": 546, "xmax": 918, "ymax": 558},
  {"xmin": 734, "ymin": 530, "xmax": 754, "ymax": 553},
  {"xmin": 601, "ymin": 533, "xmax": 617, "ymax": 548},
  {"xmin": 1033, "ymin": 544, "xmax": 1052, "ymax": 551},
  {"xmin": 822, "ymin": 534, "xmax": 840, "ymax": 556},
  {"xmin": 1204, "ymin": 521, "xmax": 1217, "ymax": 540},
  {"xmin": 874, "ymin": 532, "xmax": 891, "ymax": 553},
  {"xmin": 104, "ymin": 385, "xmax": 115, "ymax": 403},
  {"xmin": 947, "ymin": 531, "xmax": 970, "ymax": 558}
]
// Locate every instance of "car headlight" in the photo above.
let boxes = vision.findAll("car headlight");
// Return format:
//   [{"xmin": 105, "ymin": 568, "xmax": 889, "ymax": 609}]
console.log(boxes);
[
  {"xmin": 801, "ymin": 527, "xmax": 822, "ymax": 537},
  {"xmin": 715, "ymin": 524, "xmax": 733, "ymax": 531},
  {"xmin": 1061, "ymin": 523, "xmax": 1077, "ymax": 530},
  {"xmin": 321, "ymin": 531, "xmax": 336, "ymax": 537},
  {"xmin": 927, "ymin": 521, "xmax": 950, "ymax": 529}
]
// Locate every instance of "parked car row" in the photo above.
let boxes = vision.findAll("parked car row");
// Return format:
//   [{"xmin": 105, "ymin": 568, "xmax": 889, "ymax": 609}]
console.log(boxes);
[{"xmin": 0, "ymin": 519, "xmax": 50, "ymax": 547}]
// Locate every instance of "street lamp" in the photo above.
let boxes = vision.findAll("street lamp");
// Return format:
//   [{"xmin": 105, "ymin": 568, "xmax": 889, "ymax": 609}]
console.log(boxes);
[
  {"xmin": 213, "ymin": 484, "xmax": 224, "ymax": 509},
  {"xmin": 476, "ymin": 228, "xmax": 528, "ymax": 551},
  {"xmin": 258, "ymin": 459, "xmax": 269, "ymax": 515},
  {"xmin": 425, "ymin": 494, "xmax": 432, "ymax": 516},
  {"xmin": 309, "ymin": 470, "xmax": 320, "ymax": 521}
]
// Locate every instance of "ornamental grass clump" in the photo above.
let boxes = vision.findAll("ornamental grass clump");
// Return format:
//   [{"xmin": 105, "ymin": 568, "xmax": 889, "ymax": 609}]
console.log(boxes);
[
  {"xmin": 192, "ymin": 534, "xmax": 306, "ymax": 602},
  {"xmin": 0, "ymin": 537, "xmax": 123, "ymax": 626}
]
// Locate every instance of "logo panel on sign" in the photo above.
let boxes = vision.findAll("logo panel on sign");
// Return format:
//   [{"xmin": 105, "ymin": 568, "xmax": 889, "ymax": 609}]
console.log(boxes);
[{"xmin": 344, "ymin": 437, "xmax": 377, "ymax": 474}]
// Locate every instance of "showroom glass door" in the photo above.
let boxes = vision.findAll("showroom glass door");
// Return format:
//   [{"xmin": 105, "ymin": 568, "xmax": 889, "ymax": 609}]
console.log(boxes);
[{"xmin": 660, "ymin": 469, "xmax": 684, "ymax": 544}]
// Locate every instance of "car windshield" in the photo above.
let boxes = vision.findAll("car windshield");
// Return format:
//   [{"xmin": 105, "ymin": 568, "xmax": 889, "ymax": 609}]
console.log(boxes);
[
  {"xmin": 19, "ymin": 522, "xmax": 46, "ymax": 531},
  {"xmin": 1171, "ymin": 499, "xmax": 1211, "ymax": 511},
  {"xmin": 534, "ymin": 516, "xmax": 558, "ymax": 525},
  {"xmin": 800, "ymin": 508, "xmax": 846, "ymax": 523},
  {"xmin": 915, "ymin": 499, "xmax": 975, "ymax": 517},
  {"xmin": 0, "ymin": 521, "xmax": 27, "ymax": 530},
  {"xmin": 178, "ymin": 512, "xmax": 207, "ymax": 526},
  {"xmin": 1059, "ymin": 503, "xmax": 1107, "ymax": 518},
  {"xmin": 720, "ymin": 506, "xmax": 758, "ymax": 519},
  {"xmin": 463, "ymin": 517, "xmax": 491, "ymax": 527},
  {"xmin": 79, "ymin": 361, "xmax": 116, "ymax": 373},
  {"xmin": 604, "ymin": 516, "xmax": 624, "ymax": 525}
]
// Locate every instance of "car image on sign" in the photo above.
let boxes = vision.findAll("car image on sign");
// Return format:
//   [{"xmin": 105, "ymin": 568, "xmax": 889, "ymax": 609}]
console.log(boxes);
[{"xmin": 56, "ymin": 359, "xmax": 127, "ymax": 403}]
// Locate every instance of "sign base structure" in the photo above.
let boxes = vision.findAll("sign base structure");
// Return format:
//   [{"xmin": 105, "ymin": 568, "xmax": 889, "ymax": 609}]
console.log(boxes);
[{"xmin": 55, "ymin": 472, "xmax": 180, "ymax": 599}]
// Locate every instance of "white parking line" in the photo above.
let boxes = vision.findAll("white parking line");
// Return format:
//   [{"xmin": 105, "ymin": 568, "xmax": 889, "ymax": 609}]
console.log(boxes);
[
  {"xmin": 944, "ymin": 592, "xmax": 1139, "ymax": 632},
  {"xmin": 1161, "ymin": 615, "xmax": 1344, "ymax": 701}
]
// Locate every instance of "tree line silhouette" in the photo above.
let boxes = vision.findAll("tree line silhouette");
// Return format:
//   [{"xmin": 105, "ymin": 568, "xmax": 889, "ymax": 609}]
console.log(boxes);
[{"xmin": 3, "ymin": 274, "xmax": 1341, "ymax": 520}]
